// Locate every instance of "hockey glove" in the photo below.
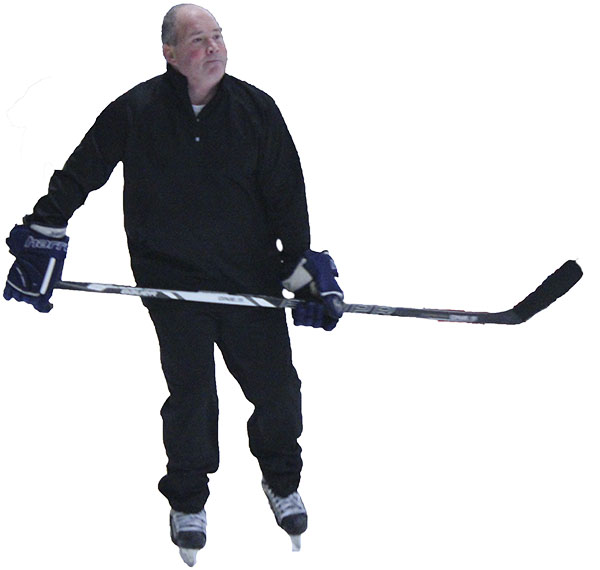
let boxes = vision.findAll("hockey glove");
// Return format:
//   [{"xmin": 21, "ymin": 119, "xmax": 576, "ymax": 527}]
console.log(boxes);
[
  {"xmin": 4, "ymin": 224, "xmax": 69, "ymax": 313},
  {"xmin": 282, "ymin": 249, "xmax": 344, "ymax": 331}
]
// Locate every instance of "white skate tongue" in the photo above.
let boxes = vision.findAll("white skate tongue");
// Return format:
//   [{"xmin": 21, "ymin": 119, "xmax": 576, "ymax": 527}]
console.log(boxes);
[{"xmin": 179, "ymin": 548, "xmax": 199, "ymax": 567}]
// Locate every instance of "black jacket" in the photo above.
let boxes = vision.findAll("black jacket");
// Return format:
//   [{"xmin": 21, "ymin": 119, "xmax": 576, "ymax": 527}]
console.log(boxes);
[{"xmin": 25, "ymin": 65, "xmax": 310, "ymax": 295}]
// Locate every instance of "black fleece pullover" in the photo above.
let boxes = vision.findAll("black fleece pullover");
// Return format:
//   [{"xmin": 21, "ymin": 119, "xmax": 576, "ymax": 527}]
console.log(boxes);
[{"xmin": 25, "ymin": 65, "xmax": 311, "ymax": 295}]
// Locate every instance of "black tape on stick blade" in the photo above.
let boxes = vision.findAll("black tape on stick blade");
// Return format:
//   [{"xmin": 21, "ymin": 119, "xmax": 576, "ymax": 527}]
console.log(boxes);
[{"xmin": 511, "ymin": 260, "xmax": 583, "ymax": 323}]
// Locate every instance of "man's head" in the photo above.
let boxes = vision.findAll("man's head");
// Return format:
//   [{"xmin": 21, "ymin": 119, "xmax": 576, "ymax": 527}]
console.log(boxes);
[{"xmin": 162, "ymin": 4, "xmax": 227, "ymax": 86}]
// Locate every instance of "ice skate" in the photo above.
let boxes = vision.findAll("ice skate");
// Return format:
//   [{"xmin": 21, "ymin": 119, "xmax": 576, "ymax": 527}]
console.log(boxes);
[
  {"xmin": 261, "ymin": 479, "xmax": 307, "ymax": 551},
  {"xmin": 169, "ymin": 509, "xmax": 207, "ymax": 566}
]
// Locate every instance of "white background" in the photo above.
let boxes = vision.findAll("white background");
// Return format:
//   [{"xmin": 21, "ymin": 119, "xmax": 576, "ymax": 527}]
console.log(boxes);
[{"xmin": 1, "ymin": 1, "xmax": 598, "ymax": 568}]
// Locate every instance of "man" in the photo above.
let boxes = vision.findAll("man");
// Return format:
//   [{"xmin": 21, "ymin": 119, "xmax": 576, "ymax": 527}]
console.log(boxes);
[{"xmin": 4, "ymin": 4, "xmax": 343, "ymax": 567}]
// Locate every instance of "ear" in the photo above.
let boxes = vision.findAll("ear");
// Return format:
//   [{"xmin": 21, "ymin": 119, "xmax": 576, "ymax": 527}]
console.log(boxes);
[{"xmin": 163, "ymin": 44, "xmax": 177, "ymax": 65}]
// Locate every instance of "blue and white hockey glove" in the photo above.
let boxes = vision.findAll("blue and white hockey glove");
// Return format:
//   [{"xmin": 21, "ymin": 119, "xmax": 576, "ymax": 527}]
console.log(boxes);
[
  {"xmin": 282, "ymin": 250, "xmax": 344, "ymax": 331},
  {"xmin": 4, "ymin": 224, "xmax": 69, "ymax": 313}
]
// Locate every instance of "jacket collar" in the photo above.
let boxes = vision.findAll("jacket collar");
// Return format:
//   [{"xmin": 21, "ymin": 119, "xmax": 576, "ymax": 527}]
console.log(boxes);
[
  {"xmin": 165, "ymin": 63, "xmax": 227, "ymax": 109},
  {"xmin": 166, "ymin": 63, "xmax": 189, "ymax": 92}
]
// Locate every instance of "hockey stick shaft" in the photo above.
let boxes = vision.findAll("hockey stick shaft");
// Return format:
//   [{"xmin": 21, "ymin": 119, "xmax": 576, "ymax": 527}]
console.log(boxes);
[{"xmin": 55, "ymin": 260, "xmax": 582, "ymax": 325}]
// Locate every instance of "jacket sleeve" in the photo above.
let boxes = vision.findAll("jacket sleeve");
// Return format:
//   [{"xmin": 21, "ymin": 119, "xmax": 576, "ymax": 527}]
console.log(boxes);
[
  {"xmin": 23, "ymin": 96, "xmax": 129, "ymax": 228},
  {"xmin": 256, "ymin": 98, "xmax": 311, "ymax": 275}
]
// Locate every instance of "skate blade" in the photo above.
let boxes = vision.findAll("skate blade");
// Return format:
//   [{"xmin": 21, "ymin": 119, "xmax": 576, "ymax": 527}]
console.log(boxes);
[
  {"xmin": 290, "ymin": 535, "xmax": 301, "ymax": 552},
  {"xmin": 179, "ymin": 548, "xmax": 199, "ymax": 567}
]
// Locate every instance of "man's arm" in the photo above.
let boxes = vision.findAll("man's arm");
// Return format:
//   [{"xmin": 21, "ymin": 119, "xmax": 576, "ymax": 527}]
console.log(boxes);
[
  {"xmin": 24, "ymin": 96, "xmax": 129, "ymax": 228},
  {"xmin": 256, "ymin": 98, "xmax": 343, "ymax": 330},
  {"xmin": 5, "ymin": 96, "xmax": 128, "ymax": 311},
  {"xmin": 256, "ymin": 98, "xmax": 311, "ymax": 277}
]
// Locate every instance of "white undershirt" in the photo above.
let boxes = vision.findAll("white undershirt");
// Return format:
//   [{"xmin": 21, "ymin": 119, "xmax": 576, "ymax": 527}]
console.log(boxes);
[{"xmin": 192, "ymin": 104, "xmax": 206, "ymax": 116}]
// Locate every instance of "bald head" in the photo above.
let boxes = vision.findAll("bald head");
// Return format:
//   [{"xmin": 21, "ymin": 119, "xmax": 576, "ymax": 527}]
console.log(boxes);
[
  {"xmin": 162, "ymin": 4, "xmax": 218, "ymax": 46},
  {"xmin": 161, "ymin": 4, "xmax": 227, "ymax": 105}
]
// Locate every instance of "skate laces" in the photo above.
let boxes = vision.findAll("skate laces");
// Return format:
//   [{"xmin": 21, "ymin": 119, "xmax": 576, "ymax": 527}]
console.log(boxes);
[
  {"xmin": 262, "ymin": 481, "xmax": 306, "ymax": 521},
  {"xmin": 171, "ymin": 510, "xmax": 207, "ymax": 534}
]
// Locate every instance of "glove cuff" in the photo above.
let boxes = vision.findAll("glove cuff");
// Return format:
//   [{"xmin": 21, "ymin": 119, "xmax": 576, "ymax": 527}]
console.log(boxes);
[
  {"xmin": 29, "ymin": 224, "xmax": 68, "ymax": 238},
  {"xmin": 282, "ymin": 256, "xmax": 312, "ymax": 293}
]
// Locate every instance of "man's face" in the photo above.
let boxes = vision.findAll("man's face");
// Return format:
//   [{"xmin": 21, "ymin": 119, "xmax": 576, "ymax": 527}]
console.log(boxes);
[{"xmin": 164, "ymin": 6, "xmax": 228, "ymax": 85}]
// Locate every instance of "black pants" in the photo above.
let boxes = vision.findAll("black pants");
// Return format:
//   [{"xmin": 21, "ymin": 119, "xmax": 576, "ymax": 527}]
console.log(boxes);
[{"xmin": 145, "ymin": 299, "xmax": 303, "ymax": 513}]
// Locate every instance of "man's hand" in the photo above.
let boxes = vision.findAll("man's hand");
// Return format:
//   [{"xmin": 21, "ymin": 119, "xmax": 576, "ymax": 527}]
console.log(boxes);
[
  {"xmin": 4, "ymin": 224, "xmax": 69, "ymax": 313},
  {"xmin": 282, "ymin": 249, "xmax": 344, "ymax": 331}
]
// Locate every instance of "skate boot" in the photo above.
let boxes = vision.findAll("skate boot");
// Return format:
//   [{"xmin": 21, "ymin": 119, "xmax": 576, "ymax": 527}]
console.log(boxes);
[
  {"xmin": 169, "ymin": 509, "xmax": 207, "ymax": 567},
  {"xmin": 261, "ymin": 479, "xmax": 307, "ymax": 551}
]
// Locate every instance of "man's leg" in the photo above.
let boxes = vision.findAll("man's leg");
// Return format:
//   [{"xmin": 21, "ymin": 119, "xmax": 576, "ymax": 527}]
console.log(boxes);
[
  {"xmin": 145, "ymin": 300, "xmax": 220, "ymax": 513},
  {"xmin": 217, "ymin": 306, "xmax": 303, "ymax": 497}
]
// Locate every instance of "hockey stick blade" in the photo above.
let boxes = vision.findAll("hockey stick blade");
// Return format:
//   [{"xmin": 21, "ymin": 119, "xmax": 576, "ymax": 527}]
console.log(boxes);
[
  {"xmin": 55, "ymin": 260, "xmax": 582, "ymax": 325},
  {"xmin": 510, "ymin": 259, "xmax": 582, "ymax": 323},
  {"xmin": 341, "ymin": 260, "xmax": 582, "ymax": 324}
]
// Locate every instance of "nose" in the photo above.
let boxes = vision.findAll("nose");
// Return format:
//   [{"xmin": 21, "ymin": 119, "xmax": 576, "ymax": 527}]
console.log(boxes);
[{"xmin": 206, "ymin": 39, "xmax": 219, "ymax": 54}]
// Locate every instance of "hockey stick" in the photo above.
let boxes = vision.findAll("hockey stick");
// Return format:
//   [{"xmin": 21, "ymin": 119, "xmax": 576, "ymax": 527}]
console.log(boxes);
[{"xmin": 55, "ymin": 260, "xmax": 582, "ymax": 325}]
